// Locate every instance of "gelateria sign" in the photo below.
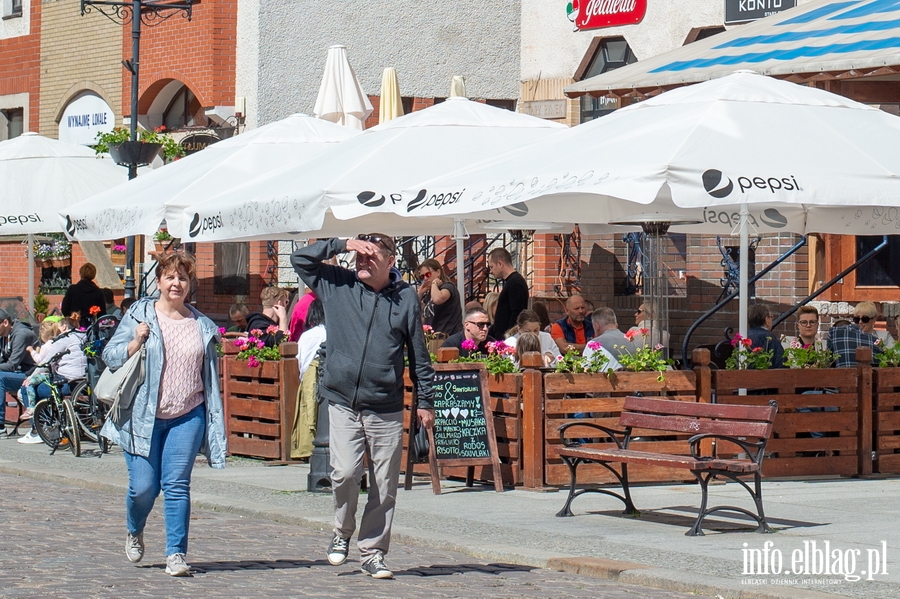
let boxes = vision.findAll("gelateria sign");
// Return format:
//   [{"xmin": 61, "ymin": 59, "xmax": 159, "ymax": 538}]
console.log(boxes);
[{"xmin": 567, "ymin": 0, "xmax": 646, "ymax": 31}]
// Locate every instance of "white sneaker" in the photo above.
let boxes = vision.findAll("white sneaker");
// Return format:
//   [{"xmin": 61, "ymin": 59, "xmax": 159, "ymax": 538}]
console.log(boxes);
[
  {"xmin": 166, "ymin": 553, "xmax": 191, "ymax": 576},
  {"xmin": 17, "ymin": 431, "xmax": 43, "ymax": 444}
]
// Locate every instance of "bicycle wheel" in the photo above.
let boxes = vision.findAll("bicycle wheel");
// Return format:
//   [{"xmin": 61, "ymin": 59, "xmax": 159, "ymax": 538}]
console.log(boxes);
[
  {"xmin": 70, "ymin": 381, "xmax": 103, "ymax": 442},
  {"xmin": 62, "ymin": 399, "xmax": 81, "ymax": 457},
  {"xmin": 34, "ymin": 399, "xmax": 61, "ymax": 448}
]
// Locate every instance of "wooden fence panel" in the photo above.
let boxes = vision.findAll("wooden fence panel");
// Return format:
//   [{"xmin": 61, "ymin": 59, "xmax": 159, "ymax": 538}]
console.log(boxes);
[
  {"xmin": 543, "ymin": 370, "xmax": 700, "ymax": 486},
  {"xmin": 712, "ymin": 368, "xmax": 861, "ymax": 477},
  {"xmin": 873, "ymin": 368, "xmax": 900, "ymax": 474},
  {"xmin": 222, "ymin": 342, "xmax": 300, "ymax": 462}
]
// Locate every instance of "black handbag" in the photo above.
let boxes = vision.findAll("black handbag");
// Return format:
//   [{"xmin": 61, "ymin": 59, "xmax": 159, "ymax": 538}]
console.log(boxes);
[{"xmin": 411, "ymin": 421, "xmax": 430, "ymax": 463}]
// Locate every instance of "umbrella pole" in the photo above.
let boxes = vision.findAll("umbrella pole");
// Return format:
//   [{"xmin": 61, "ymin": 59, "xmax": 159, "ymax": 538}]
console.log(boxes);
[
  {"xmin": 27, "ymin": 233, "xmax": 34, "ymax": 311},
  {"xmin": 739, "ymin": 203, "xmax": 749, "ymax": 380},
  {"xmin": 454, "ymin": 219, "xmax": 467, "ymax": 323}
]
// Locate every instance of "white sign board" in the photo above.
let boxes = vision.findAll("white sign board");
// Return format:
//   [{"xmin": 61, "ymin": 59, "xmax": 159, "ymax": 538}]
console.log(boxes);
[{"xmin": 58, "ymin": 93, "xmax": 116, "ymax": 146}]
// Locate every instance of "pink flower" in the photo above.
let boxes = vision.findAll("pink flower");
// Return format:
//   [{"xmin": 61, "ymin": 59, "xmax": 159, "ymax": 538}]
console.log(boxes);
[
  {"xmin": 639, "ymin": 327, "xmax": 650, "ymax": 336},
  {"xmin": 266, "ymin": 325, "xmax": 279, "ymax": 335},
  {"xmin": 423, "ymin": 325, "xmax": 433, "ymax": 333},
  {"xmin": 624, "ymin": 329, "xmax": 638, "ymax": 342},
  {"xmin": 218, "ymin": 327, "xmax": 227, "ymax": 335},
  {"xmin": 256, "ymin": 340, "xmax": 266, "ymax": 349},
  {"xmin": 587, "ymin": 341, "xmax": 602, "ymax": 351},
  {"xmin": 556, "ymin": 355, "xmax": 564, "ymax": 362},
  {"xmin": 250, "ymin": 329, "xmax": 263, "ymax": 338},
  {"xmin": 461, "ymin": 339, "xmax": 477, "ymax": 351},
  {"xmin": 247, "ymin": 355, "xmax": 260, "ymax": 368},
  {"xmin": 655, "ymin": 344, "xmax": 664, "ymax": 350},
  {"xmin": 233, "ymin": 337, "xmax": 248, "ymax": 350}
]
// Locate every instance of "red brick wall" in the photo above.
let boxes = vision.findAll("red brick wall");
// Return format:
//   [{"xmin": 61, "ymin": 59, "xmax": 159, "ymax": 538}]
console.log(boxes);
[
  {"xmin": 0, "ymin": 0, "xmax": 41, "ymax": 131},
  {"xmin": 127, "ymin": 0, "xmax": 237, "ymax": 116}
]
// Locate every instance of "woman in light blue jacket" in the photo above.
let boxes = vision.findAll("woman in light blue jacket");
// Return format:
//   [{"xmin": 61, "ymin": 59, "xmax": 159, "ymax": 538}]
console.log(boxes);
[{"xmin": 102, "ymin": 252, "xmax": 225, "ymax": 577}]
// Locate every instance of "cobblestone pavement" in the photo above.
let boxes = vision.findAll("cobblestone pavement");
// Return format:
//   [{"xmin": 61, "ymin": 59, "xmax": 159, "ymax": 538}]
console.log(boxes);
[{"xmin": 0, "ymin": 473, "xmax": 705, "ymax": 599}]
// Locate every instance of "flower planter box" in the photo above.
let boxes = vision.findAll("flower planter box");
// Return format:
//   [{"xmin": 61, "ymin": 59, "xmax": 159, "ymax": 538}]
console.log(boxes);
[
  {"xmin": 712, "ymin": 364, "xmax": 866, "ymax": 478},
  {"xmin": 872, "ymin": 367, "xmax": 900, "ymax": 474},
  {"xmin": 108, "ymin": 141, "xmax": 162, "ymax": 167},
  {"xmin": 543, "ymin": 368, "xmax": 704, "ymax": 486},
  {"xmin": 221, "ymin": 341, "xmax": 300, "ymax": 461},
  {"xmin": 50, "ymin": 257, "xmax": 71, "ymax": 268}
]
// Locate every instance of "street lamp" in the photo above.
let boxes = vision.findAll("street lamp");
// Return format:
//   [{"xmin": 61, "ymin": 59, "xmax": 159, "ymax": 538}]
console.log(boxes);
[{"xmin": 80, "ymin": 0, "xmax": 194, "ymax": 298}]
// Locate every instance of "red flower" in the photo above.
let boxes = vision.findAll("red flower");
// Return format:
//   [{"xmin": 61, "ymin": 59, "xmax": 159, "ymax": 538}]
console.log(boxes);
[
  {"xmin": 742, "ymin": 338, "xmax": 753, "ymax": 348},
  {"xmin": 89, "ymin": 306, "xmax": 101, "ymax": 316}
]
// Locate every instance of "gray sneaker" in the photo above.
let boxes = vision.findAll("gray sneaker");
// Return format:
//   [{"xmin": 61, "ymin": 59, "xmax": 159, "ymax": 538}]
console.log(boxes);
[
  {"xmin": 361, "ymin": 554, "xmax": 393, "ymax": 579},
  {"xmin": 125, "ymin": 532, "xmax": 144, "ymax": 563},
  {"xmin": 166, "ymin": 553, "xmax": 191, "ymax": 577},
  {"xmin": 327, "ymin": 534, "xmax": 349, "ymax": 566}
]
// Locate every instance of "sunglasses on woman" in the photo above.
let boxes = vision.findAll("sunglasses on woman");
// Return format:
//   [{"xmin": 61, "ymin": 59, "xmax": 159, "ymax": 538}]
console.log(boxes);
[{"xmin": 853, "ymin": 316, "xmax": 873, "ymax": 324}]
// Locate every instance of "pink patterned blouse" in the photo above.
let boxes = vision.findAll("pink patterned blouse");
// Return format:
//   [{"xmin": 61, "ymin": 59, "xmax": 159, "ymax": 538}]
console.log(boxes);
[{"xmin": 156, "ymin": 308, "xmax": 205, "ymax": 419}]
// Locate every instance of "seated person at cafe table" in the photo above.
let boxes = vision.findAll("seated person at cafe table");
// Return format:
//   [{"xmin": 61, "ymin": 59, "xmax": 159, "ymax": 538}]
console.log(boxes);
[
  {"xmin": 782, "ymin": 305, "xmax": 827, "ymax": 350},
  {"xmin": 550, "ymin": 294, "xmax": 594, "ymax": 354},
  {"xmin": 829, "ymin": 301, "xmax": 883, "ymax": 367},
  {"xmin": 442, "ymin": 308, "xmax": 494, "ymax": 357},
  {"xmin": 245, "ymin": 286, "xmax": 290, "ymax": 347},
  {"xmin": 747, "ymin": 304, "xmax": 784, "ymax": 369}
]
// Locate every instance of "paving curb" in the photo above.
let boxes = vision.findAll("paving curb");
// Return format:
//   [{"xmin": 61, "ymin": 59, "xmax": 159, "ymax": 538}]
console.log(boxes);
[{"xmin": 0, "ymin": 462, "xmax": 845, "ymax": 599}]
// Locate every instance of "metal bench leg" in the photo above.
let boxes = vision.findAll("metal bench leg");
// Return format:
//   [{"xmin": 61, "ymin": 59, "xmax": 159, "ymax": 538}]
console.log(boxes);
[
  {"xmin": 618, "ymin": 463, "xmax": 638, "ymax": 516},
  {"xmin": 556, "ymin": 456, "xmax": 580, "ymax": 517},
  {"xmin": 752, "ymin": 472, "xmax": 773, "ymax": 534},
  {"xmin": 687, "ymin": 471, "xmax": 711, "ymax": 537}
]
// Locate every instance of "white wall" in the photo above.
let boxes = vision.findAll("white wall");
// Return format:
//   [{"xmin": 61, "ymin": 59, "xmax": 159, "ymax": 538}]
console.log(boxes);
[
  {"xmin": 0, "ymin": 0, "xmax": 29, "ymax": 40},
  {"xmin": 236, "ymin": 0, "xmax": 259, "ymax": 130}
]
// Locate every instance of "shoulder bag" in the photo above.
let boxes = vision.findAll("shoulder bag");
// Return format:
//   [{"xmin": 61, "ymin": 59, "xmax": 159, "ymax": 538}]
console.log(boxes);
[{"xmin": 94, "ymin": 346, "xmax": 146, "ymax": 413}]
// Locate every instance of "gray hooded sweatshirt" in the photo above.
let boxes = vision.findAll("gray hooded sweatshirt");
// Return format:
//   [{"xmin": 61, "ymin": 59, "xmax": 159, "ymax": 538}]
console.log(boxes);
[{"xmin": 291, "ymin": 238, "xmax": 435, "ymax": 413}]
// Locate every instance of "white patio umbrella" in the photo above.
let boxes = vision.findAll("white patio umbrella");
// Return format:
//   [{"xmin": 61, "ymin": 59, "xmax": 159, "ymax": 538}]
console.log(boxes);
[
  {"xmin": 177, "ymin": 97, "xmax": 567, "ymax": 314},
  {"xmin": 401, "ymin": 71, "xmax": 900, "ymax": 338},
  {"xmin": 60, "ymin": 114, "xmax": 360, "ymax": 241},
  {"xmin": 314, "ymin": 44, "xmax": 373, "ymax": 130},
  {"xmin": 0, "ymin": 132, "xmax": 127, "ymax": 307}
]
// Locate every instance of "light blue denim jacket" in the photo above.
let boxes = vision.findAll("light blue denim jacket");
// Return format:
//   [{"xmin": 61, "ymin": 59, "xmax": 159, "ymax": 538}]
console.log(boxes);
[{"xmin": 100, "ymin": 297, "xmax": 226, "ymax": 468}]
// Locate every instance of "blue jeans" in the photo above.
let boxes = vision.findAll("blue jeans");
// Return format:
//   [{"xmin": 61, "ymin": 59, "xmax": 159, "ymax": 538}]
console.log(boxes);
[
  {"xmin": 0, "ymin": 371, "xmax": 28, "ymax": 424},
  {"xmin": 124, "ymin": 404, "xmax": 206, "ymax": 556}
]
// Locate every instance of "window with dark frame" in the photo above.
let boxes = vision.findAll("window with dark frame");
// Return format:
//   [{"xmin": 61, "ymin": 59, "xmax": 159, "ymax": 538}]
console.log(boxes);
[
  {"xmin": 214, "ymin": 242, "xmax": 250, "ymax": 295},
  {"xmin": 575, "ymin": 36, "xmax": 637, "ymax": 123},
  {"xmin": 856, "ymin": 235, "xmax": 900, "ymax": 287},
  {"xmin": 163, "ymin": 85, "xmax": 205, "ymax": 131},
  {"xmin": 1, "ymin": 107, "xmax": 24, "ymax": 140},
  {"xmin": 3, "ymin": 0, "xmax": 22, "ymax": 18}
]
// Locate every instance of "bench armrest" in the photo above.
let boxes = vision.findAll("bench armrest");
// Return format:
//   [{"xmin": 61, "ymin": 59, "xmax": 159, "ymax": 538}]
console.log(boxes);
[
  {"xmin": 557, "ymin": 422, "xmax": 629, "ymax": 448},
  {"xmin": 688, "ymin": 433, "xmax": 768, "ymax": 465}
]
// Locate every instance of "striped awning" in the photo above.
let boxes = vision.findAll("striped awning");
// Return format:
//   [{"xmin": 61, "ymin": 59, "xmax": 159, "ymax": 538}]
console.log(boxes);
[{"xmin": 565, "ymin": 0, "xmax": 900, "ymax": 97}]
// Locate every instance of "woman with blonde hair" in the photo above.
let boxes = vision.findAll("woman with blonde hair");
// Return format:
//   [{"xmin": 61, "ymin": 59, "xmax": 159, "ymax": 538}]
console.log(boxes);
[
  {"xmin": 482, "ymin": 291, "xmax": 499, "ymax": 325},
  {"xmin": 102, "ymin": 252, "xmax": 225, "ymax": 576}
]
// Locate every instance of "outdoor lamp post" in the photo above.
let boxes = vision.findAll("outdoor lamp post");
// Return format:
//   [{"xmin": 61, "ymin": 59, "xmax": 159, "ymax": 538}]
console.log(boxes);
[{"xmin": 80, "ymin": 0, "xmax": 194, "ymax": 298}]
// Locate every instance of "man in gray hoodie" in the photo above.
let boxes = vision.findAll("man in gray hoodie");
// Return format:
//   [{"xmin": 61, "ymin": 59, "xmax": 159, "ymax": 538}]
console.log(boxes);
[
  {"xmin": 292, "ymin": 234, "xmax": 435, "ymax": 580},
  {"xmin": 0, "ymin": 308, "xmax": 37, "ymax": 438}
]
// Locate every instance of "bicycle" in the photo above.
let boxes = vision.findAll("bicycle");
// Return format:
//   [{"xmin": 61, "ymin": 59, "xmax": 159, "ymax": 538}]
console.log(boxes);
[
  {"xmin": 31, "ymin": 351, "xmax": 81, "ymax": 457},
  {"xmin": 70, "ymin": 314, "xmax": 118, "ymax": 454}
]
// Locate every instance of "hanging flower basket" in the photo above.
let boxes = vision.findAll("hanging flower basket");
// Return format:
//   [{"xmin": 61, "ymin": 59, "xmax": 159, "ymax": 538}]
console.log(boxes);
[
  {"xmin": 35, "ymin": 257, "xmax": 52, "ymax": 268},
  {"xmin": 51, "ymin": 256, "xmax": 71, "ymax": 268},
  {"xmin": 108, "ymin": 141, "xmax": 163, "ymax": 167}
]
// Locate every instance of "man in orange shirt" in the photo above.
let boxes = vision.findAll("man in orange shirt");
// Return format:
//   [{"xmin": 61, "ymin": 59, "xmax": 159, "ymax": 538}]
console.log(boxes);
[{"xmin": 550, "ymin": 295, "xmax": 594, "ymax": 354}]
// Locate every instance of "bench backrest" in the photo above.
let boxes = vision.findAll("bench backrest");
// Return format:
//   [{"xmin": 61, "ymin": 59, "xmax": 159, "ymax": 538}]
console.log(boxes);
[{"xmin": 619, "ymin": 397, "xmax": 777, "ymax": 440}]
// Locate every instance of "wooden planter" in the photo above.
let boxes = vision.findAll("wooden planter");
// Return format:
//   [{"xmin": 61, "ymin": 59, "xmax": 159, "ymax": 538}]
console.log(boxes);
[
  {"xmin": 712, "ymin": 358, "xmax": 868, "ymax": 478},
  {"xmin": 221, "ymin": 341, "xmax": 300, "ymax": 461},
  {"xmin": 51, "ymin": 256, "xmax": 71, "ymax": 268},
  {"xmin": 543, "ymin": 365, "xmax": 704, "ymax": 486},
  {"xmin": 872, "ymin": 366, "xmax": 900, "ymax": 474}
]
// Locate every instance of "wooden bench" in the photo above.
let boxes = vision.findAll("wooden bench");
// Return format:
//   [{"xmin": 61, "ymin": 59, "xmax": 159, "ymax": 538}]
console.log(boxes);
[{"xmin": 555, "ymin": 396, "xmax": 778, "ymax": 536}]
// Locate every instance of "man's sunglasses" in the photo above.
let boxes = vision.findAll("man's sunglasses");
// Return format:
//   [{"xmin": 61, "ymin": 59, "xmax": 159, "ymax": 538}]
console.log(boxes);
[
  {"xmin": 853, "ymin": 316, "xmax": 873, "ymax": 324},
  {"xmin": 357, "ymin": 234, "xmax": 395, "ymax": 253},
  {"xmin": 466, "ymin": 321, "xmax": 490, "ymax": 329}
]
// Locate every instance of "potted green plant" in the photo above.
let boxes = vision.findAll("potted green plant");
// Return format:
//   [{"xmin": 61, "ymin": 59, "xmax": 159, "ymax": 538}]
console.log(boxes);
[
  {"xmin": 33, "ymin": 292, "xmax": 49, "ymax": 322},
  {"xmin": 94, "ymin": 126, "xmax": 185, "ymax": 166},
  {"xmin": 33, "ymin": 242, "xmax": 54, "ymax": 268},
  {"xmin": 152, "ymin": 229, "xmax": 175, "ymax": 254},
  {"xmin": 50, "ymin": 238, "xmax": 72, "ymax": 268}
]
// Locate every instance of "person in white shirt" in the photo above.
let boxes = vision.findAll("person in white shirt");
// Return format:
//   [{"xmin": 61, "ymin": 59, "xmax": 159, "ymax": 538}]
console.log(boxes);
[
  {"xmin": 504, "ymin": 310, "xmax": 558, "ymax": 367},
  {"xmin": 298, "ymin": 299, "xmax": 326, "ymax": 376}
]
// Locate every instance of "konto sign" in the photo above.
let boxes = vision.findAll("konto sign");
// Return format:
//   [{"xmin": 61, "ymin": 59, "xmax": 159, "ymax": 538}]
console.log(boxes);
[{"xmin": 567, "ymin": 0, "xmax": 646, "ymax": 31}]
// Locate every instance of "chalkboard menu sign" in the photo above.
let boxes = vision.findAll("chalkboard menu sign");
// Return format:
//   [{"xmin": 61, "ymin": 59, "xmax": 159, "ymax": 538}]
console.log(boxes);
[{"xmin": 405, "ymin": 363, "xmax": 503, "ymax": 494}]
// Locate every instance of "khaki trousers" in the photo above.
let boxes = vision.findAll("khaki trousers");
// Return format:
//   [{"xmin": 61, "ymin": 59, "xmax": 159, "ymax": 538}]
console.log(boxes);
[{"xmin": 328, "ymin": 404, "xmax": 404, "ymax": 561}]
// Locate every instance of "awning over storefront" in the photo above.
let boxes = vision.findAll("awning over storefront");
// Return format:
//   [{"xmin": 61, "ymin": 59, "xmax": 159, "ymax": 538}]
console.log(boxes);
[{"xmin": 565, "ymin": 0, "xmax": 900, "ymax": 98}]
